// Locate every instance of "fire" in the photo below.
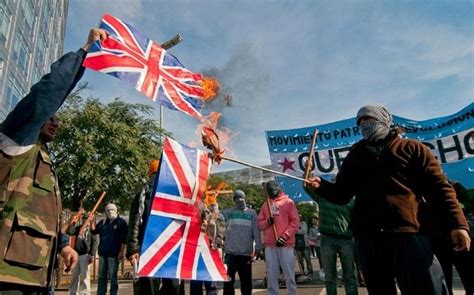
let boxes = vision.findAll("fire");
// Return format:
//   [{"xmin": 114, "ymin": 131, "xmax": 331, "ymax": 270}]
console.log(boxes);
[
  {"xmin": 200, "ymin": 77, "xmax": 220, "ymax": 100},
  {"xmin": 197, "ymin": 112, "xmax": 238, "ymax": 164}
]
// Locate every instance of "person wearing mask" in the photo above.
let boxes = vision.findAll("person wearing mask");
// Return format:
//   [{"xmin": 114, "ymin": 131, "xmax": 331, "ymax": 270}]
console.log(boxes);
[
  {"xmin": 0, "ymin": 28, "xmax": 107, "ymax": 293},
  {"xmin": 221, "ymin": 190, "xmax": 263, "ymax": 295},
  {"xmin": 66, "ymin": 212, "xmax": 98, "ymax": 295},
  {"xmin": 305, "ymin": 104, "xmax": 470, "ymax": 294},
  {"xmin": 91, "ymin": 203, "xmax": 128, "ymax": 295},
  {"xmin": 257, "ymin": 180, "xmax": 300, "ymax": 295}
]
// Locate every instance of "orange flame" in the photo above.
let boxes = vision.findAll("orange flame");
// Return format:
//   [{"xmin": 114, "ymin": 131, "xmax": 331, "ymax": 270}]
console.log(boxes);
[
  {"xmin": 200, "ymin": 77, "xmax": 220, "ymax": 100},
  {"xmin": 197, "ymin": 111, "xmax": 238, "ymax": 164}
]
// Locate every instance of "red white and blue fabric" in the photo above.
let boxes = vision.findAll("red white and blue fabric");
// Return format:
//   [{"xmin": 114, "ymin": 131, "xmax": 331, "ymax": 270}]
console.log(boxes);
[
  {"xmin": 137, "ymin": 137, "xmax": 228, "ymax": 281},
  {"xmin": 83, "ymin": 14, "xmax": 205, "ymax": 119}
]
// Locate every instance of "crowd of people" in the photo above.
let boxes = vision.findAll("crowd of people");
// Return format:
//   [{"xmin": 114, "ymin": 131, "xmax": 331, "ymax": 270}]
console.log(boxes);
[{"xmin": 0, "ymin": 28, "xmax": 472, "ymax": 295}]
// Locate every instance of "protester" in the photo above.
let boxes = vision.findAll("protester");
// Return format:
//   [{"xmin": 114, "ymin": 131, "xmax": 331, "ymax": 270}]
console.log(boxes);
[
  {"xmin": 126, "ymin": 160, "xmax": 183, "ymax": 295},
  {"xmin": 304, "ymin": 187, "xmax": 358, "ymax": 295},
  {"xmin": 66, "ymin": 212, "xmax": 98, "ymax": 295},
  {"xmin": 305, "ymin": 104, "xmax": 471, "ymax": 294},
  {"xmin": 0, "ymin": 28, "xmax": 107, "ymax": 293},
  {"xmin": 308, "ymin": 215, "xmax": 323, "ymax": 279},
  {"xmin": 419, "ymin": 179, "xmax": 474, "ymax": 294},
  {"xmin": 221, "ymin": 189, "xmax": 263, "ymax": 295},
  {"xmin": 190, "ymin": 197, "xmax": 226, "ymax": 295},
  {"xmin": 295, "ymin": 214, "xmax": 314, "ymax": 278},
  {"xmin": 257, "ymin": 180, "xmax": 300, "ymax": 295},
  {"xmin": 91, "ymin": 203, "xmax": 128, "ymax": 295}
]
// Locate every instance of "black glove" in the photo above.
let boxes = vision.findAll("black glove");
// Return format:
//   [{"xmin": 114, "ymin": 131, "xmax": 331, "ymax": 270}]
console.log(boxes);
[
  {"xmin": 276, "ymin": 235, "xmax": 287, "ymax": 247},
  {"xmin": 255, "ymin": 250, "xmax": 265, "ymax": 260},
  {"xmin": 267, "ymin": 217, "xmax": 275, "ymax": 225}
]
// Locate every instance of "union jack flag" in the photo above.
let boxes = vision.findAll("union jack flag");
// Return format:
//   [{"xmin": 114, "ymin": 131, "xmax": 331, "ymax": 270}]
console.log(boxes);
[
  {"xmin": 84, "ymin": 14, "xmax": 205, "ymax": 119},
  {"xmin": 137, "ymin": 137, "xmax": 228, "ymax": 281}
]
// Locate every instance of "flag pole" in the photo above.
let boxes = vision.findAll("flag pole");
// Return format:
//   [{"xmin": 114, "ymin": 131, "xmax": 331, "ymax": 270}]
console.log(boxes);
[
  {"xmin": 220, "ymin": 155, "xmax": 308, "ymax": 183},
  {"xmin": 159, "ymin": 35, "xmax": 184, "ymax": 145}
]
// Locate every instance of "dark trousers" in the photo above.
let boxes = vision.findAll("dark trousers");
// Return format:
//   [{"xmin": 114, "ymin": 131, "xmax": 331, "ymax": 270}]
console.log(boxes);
[
  {"xmin": 223, "ymin": 254, "xmax": 252, "ymax": 295},
  {"xmin": 355, "ymin": 233, "xmax": 448, "ymax": 295},
  {"xmin": 132, "ymin": 277, "xmax": 160, "ymax": 295},
  {"xmin": 190, "ymin": 280, "xmax": 217, "ymax": 295},
  {"xmin": 431, "ymin": 236, "xmax": 474, "ymax": 295}
]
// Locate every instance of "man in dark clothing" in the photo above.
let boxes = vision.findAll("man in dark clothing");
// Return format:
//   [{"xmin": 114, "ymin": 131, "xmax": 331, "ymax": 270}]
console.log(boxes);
[
  {"xmin": 66, "ymin": 212, "xmax": 98, "ymax": 294},
  {"xmin": 305, "ymin": 104, "xmax": 470, "ymax": 294},
  {"xmin": 420, "ymin": 180, "xmax": 474, "ymax": 294},
  {"xmin": 126, "ymin": 160, "xmax": 183, "ymax": 295},
  {"xmin": 91, "ymin": 204, "xmax": 128, "ymax": 295},
  {"xmin": 0, "ymin": 28, "xmax": 107, "ymax": 293}
]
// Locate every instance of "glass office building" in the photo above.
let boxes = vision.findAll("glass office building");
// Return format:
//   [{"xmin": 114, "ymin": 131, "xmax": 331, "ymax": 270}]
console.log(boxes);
[{"xmin": 0, "ymin": 0, "xmax": 69, "ymax": 121}]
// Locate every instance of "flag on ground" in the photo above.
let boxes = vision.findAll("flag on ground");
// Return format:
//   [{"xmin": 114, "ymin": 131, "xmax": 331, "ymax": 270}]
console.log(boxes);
[
  {"xmin": 84, "ymin": 14, "xmax": 206, "ymax": 119},
  {"xmin": 137, "ymin": 137, "xmax": 228, "ymax": 281}
]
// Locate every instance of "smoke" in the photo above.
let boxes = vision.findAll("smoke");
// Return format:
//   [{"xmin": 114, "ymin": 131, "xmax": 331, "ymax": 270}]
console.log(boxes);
[{"xmin": 201, "ymin": 43, "xmax": 270, "ymax": 127}]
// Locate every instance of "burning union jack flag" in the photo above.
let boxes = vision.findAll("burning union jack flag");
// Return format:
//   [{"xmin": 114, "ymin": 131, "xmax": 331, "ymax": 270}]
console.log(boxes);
[
  {"xmin": 138, "ymin": 137, "xmax": 228, "ymax": 281},
  {"xmin": 84, "ymin": 14, "xmax": 206, "ymax": 119}
]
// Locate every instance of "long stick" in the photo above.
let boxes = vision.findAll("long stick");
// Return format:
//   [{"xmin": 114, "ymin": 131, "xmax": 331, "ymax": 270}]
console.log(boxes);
[
  {"xmin": 221, "ymin": 155, "xmax": 308, "ymax": 182},
  {"xmin": 304, "ymin": 129, "xmax": 318, "ymax": 180},
  {"xmin": 79, "ymin": 191, "xmax": 107, "ymax": 236},
  {"xmin": 263, "ymin": 183, "xmax": 279, "ymax": 242}
]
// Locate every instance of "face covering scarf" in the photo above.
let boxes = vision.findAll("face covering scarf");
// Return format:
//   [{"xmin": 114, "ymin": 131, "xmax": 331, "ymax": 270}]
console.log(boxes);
[{"xmin": 359, "ymin": 120, "xmax": 390, "ymax": 143}]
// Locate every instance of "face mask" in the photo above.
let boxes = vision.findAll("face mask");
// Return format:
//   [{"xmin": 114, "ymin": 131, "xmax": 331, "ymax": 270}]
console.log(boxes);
[
  {"xmin": 106, "ymin": 209, "xmax": 118, "ymax": 220},
  {"xmin": 234, "ymin": 198, "xmax": 246, "ymax": 210},
  {"xmin": 359, "ymin": 121, "xmax": 389, "ymax": 143}
]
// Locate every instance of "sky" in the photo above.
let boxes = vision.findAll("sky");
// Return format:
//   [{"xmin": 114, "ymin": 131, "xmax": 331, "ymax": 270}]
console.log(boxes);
[{"xmin": 64, "ymin": 0, "xmax": 474, "ymax": 172}]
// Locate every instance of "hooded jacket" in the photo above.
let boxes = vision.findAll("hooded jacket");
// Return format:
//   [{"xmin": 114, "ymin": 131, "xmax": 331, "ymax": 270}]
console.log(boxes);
[{"xmin": 257, "ymin": 192, "xmax": 300, "ymax": 247}]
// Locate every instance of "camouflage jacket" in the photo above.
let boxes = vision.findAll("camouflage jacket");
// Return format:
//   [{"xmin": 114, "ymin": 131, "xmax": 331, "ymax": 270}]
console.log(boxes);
[{"xmin": 0, "ymin": 49, "xmax": 86, "ymax": 287}]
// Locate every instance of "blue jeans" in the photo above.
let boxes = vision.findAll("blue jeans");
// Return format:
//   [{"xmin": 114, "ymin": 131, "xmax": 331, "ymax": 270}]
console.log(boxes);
[
  {"xmin": 320, "ymin": 235, "xmax": 358, "ymax": 295},
  {"xmin": 97, "ymin": 256, "xmax": 119, "ymax": 295}
]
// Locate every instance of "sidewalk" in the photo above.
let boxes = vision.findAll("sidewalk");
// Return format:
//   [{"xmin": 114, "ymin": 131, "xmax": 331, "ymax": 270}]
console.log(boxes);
[{"xmin": 55, "ymin": 257, "xmax": 467, "ymax": 294}]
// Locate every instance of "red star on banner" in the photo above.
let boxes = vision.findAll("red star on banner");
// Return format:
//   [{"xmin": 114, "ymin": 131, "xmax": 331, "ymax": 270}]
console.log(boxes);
[{"xmin": 278, "ymin": 157, "xmax": 295, "ymax": 173}]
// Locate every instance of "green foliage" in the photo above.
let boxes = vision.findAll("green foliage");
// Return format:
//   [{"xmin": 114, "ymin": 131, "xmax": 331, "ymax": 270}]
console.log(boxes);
[
  {"xmin": 296, "ymin": 202, "xmax": 318, "ymax": 224},
  {"xmin": 51, "ymin": 85, "xmax": 169, "ymax": 211}
]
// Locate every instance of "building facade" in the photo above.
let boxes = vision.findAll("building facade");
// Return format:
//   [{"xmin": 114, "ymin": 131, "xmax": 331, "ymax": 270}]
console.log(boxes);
[
  {"xmin": 0, "ymin": 0, "xmax": 69, "ymax": 121},
  {"xmin": 212, "ymin": 165, "xmax": 275, "ymax": 185}
]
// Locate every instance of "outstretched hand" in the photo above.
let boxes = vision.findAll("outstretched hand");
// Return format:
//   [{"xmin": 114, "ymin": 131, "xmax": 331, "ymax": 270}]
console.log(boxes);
[{"xmin": 82, "ymin": 28, "xmax": 108, "ymax": 51}]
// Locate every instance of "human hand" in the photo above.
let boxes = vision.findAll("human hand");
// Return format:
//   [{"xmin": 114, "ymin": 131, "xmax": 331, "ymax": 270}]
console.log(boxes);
[
  {"xmin": 61, "ymin": 245, "xmax": 78, "ymax": 273},
  {"xmin": 305, "ymin": 176, "xmax": 321, "ymax": 189},
  {"xmin": 128, "ymin": 253, "xmax": 140, "ymax": 266},
  {"xmin": 267, "ymin": 217, "xmax": 275, "ymax": 225},
  {"xmin": 255, "ymin": 250, "xmax": 265, "ymax": 260},
  {"xmin": 451, "ymin": 229, "xmax": 471, "ymax": 252},
  {"xmin": 276, "ymin": 235, "xmax": 287, "ymax": 247},
  {"xmin": 82, "ymin": 28, "xmax": 108, "ymax": 51}
]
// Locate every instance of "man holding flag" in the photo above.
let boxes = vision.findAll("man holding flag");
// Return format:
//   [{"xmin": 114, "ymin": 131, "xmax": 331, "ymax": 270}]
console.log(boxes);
[{"xmin": 0, "ymin": 28, "xmax": 106, "ymax": 293}]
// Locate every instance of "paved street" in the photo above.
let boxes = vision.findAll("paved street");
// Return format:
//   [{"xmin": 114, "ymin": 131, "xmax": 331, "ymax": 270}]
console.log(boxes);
[{"xmin": 54, "ymin": 257, "xmax": 467, "ymax": 294}]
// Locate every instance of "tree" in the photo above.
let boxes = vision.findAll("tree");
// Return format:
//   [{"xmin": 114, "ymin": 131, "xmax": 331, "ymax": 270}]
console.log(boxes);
[{"xmin": 51, "ymin": 86, "xmax": 169, "ymax": 211}]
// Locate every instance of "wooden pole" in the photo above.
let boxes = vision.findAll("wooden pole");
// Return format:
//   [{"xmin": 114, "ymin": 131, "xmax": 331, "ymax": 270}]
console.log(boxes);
[
  {"xmin": 304, "ymin": 129, "xmax": 318, "ymax": 180},
  {"xmin": 263, "ymin": 183, "xmax": 279, "ymax": 242},
  {"xmin": 221, "ymin": 155, "xmax": 308, "ymax": 182}
]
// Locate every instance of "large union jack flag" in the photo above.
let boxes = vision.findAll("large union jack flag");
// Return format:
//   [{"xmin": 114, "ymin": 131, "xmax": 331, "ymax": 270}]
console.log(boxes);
[
  {"xmin": 84, "ymin": 14, "xmax": 205, "ymax": 119},
  {"xmin": 138, "ymin": 137, "xmax": 228, "ymax": 281}
]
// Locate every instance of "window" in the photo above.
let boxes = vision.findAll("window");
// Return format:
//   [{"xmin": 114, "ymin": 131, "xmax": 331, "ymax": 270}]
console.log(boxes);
[
  {"xmin": 20, "ymin": 1, "xmax": 36, "ymax": 32},
  {"xmin": 36, "ymin": 35, "xmax": 46, "ymax": 63},
  {"xmin": 0, "ymin": 3, "xmax": 10, "ymax": 44},
  {"xmin": 4, "ymin": 77, "xmax": 23, "ymax": 112},
  {"xmin": 40, "ymin": 0, "xmax": 50, "ymax": 34},
  {"xmin": 13, "ymin": 33, "xmax": 30, "ymax": 75}
]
